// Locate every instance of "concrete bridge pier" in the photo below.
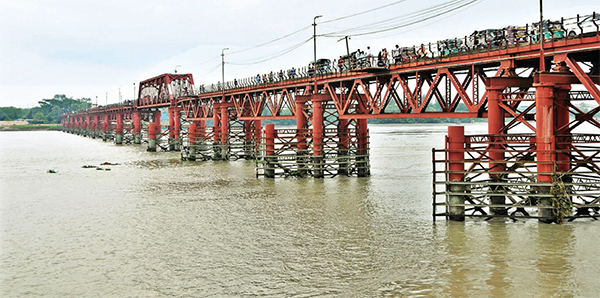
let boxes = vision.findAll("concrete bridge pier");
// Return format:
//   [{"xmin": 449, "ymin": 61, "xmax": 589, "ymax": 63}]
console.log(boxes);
[
  {"xmin": 187, "ymin": 121, "xmax": 197, "ymax": 161},
  {"xmin": 115, "ymin": 113, "xmax": 123, "ymax": 145},
  {"xmin": 168, "ymin": 107, "xmax": 181, "ymax": 151},
  {"xmin": 296, "ymin": 97, "xmax": 309, "ymax": 177},
  {"xmin": 337, "ymin": 119, "xmax": 349, "ymax": 176},
  {"xmin": 91, "ymin": 115, "xmax": 98, "ymax": 139},
  {"xmin": 147, "ymin": 123, "xmax": 157, "ymax": 152},
  {"xmin": 357, "ymin": 105, "xmax": 370, "ymax": 178},
  {"xmin": 212, "ymin": 104, "xmax": 223, "ymax": 160},
  {"xmin": 534, "ymin": 66, "xmax": 573, "ymax": 223},
  {"xmin": 102, "ymin": 114, "xmax": 110, "ymax": 141},
  {"xmin": 133, "ymin": 110, "xmax": 141, "ymax": 144},
  {"xmin": 447, "ymin": 126, "xmax": 466, "ymax": 221},
  {"xmin": 311, "ymin": 96, "xmax": 324, "ymax": 178},
  {"xmin": 265, "ymin": 123, "xmax": 276, "ymax": 178}
]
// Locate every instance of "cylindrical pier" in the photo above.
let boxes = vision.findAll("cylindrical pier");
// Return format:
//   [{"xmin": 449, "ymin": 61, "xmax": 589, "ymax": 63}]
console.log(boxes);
[
  {"xmin": 147, "ymin": 123, "xmax": 157, "ymax": 152},
  {"xmin": 133, "ymin": 110, "xmax": 141, "ymax": 144},
  {"xmin": 265, "ymin": 123, "xmax": 276, "ymax": 178},
  {"xmin": 188, "ymin": 121, "xmax": 197, "ymax": 161},
  {"xmin": 311, "ymin": 98, "xmax": 324, "ymax": 178},
  {"xmin": 447, "ymin": 126, "xmax": 465, "ymax": 221},
  {"xmin": 115, "ymin": 114, "xmax": 123, "ymax": 145}
]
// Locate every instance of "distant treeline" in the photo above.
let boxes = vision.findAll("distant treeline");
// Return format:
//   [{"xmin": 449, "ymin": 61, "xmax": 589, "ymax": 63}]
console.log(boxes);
[{"xmin": 0, "ymin": 95, "xmax": 92, "ymax": 124}]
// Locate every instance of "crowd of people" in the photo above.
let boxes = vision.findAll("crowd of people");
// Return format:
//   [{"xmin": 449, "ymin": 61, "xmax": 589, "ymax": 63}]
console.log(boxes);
[{"xmin": 198, "ymin": 14, "xmax": 593, "ymax": 94}]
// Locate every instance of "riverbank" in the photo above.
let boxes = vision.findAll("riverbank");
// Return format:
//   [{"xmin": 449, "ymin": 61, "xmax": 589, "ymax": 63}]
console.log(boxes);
[{"xmin": 0, "ymin": 121, "xmax": 62, "ymax": 131}]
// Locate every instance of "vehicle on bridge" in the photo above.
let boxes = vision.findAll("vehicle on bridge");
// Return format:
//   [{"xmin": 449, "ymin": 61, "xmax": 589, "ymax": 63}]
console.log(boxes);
[
  {"xmin": 566, "ymin": 13, "xmax": 600, "ymax": 37},
  {"xmin": 437, "ymin": 38, "xmax": 466, "ymax": 56},
  {"xmin": 531, "ymin": 19, "xmax": 566, "ymax": 41},
  {"xmin": 308, "ymin": 59, "xmax": 332, "ymax": 76},
  {"xmin": 466, "ymin": 29, "xmax": 504, "ymax": 50}
]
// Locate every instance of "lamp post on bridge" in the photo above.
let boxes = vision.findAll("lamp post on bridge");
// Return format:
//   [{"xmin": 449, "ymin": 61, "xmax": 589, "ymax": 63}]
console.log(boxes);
[
  {"xmin": 539, "ymin": 0, "xmax": 545, "ymax": 72},
  {"xmin": 313, "ymin": 15, "xmax": 323, "ymax": 63},
  {"xmin": 221, "ymin": 47, "xmax": 229, "ymax": 91},
  {"xmin": 338, "ymin": 36, "xmax": 351, "ymax": 57}
]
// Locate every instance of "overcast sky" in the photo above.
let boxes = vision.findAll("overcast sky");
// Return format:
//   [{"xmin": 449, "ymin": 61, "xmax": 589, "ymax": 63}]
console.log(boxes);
[{"xmin": 0, "ymin": 0, "xmax": 597, "ymax": 108}]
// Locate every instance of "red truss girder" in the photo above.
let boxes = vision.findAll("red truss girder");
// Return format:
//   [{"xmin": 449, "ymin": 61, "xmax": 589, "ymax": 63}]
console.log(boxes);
[
  {"xmin": 66, "ymin": 34, "xmax": 599, "ymax": 123},
  {"xmin": 138, "ymin": 73, "xmax": 195, "ymax": 107}
]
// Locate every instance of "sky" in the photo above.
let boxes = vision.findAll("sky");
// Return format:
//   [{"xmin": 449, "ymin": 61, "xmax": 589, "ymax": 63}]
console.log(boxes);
[{"xmin": 0, "ymin": 0, "xmax": 598, "ymax": 108}]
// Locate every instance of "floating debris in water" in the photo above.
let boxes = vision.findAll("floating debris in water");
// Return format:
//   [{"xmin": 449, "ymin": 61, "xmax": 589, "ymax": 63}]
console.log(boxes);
[
  {"xmin": 101, "ymin": 162, "xmax": 120, "ymax": 166},
  {"xmin": 47, "ymin": 169, "xmax": 57, "ymax": 173},
  {"xmin": 82, "ymin": 165, "xmax": 96, "ymax": 168},
  {"xmin": 96, "ymin": 167, "xmax": 111, "ymax": 171}
]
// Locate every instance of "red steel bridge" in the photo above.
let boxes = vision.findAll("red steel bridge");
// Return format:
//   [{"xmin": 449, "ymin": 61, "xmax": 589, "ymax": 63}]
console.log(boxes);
[{"xmin": 62, "ymin": 14, "xmax": 600, "ymax": 223}]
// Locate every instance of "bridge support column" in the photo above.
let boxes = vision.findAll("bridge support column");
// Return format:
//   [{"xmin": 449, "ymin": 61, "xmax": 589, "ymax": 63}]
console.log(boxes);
[
  {"xmin": 91, "ymin": 117, "xmax": 97, "ymax": 139},
  {"xmin": 220, "ymin": 105, "xmax": 229, "ymax": 159},
  {"xmin": 265, "ymin": 123, "xmax": 276, "ymax": 178},
  {"xmin": 75, "ymin": 118, "xmax": 80, "ymax": 135},
  {"xmin": 244, "ymin": 121, "xmax": 254, "ymax": 159},
  {"xmin": 296, "ymin": 96, "xmax": 309, "ymax": 176},
  {"xmin": 337, "ymin": 119, "xmax": 349, "ymax": 176},
  {"xmin": 312, "ymin": 96, "xmax": 324, "ymax": 178},
  {"xmin": 148, "ymin": 123, "xmax": 157, "ymax": 152},
  {"xmin": 92, "ymin": 115, "xmax": 98, "ymax": 139},
  {"xmin": 188, "ymin": 121, "xmax": 197, "ymax": 161},
  {"xmin": 357, "ymin": 104, "xmax": 370, "ymax": 177},
  {"xmin": 487, "ymin": 83, "xmax": 507, "ymax": 216},
  {"xmin": 133, "ymin": 110, "xmax": 141, "ymax": 144},
  {"xmin": 254, "ymin": 120, "xmax": 262, "ymax": 159},
  {"xmin": 115, "ymin": 113, "xmax": 123, "ymax": 145},
  {"xmin": 154, "ymin": 110, "xmax": 162, "ymax": 149},
  {"xmin": 102, "ymin": 114, "xmax": 109, "ymax": 141},
  {"xmin": 83, "ymin": 116, "xmax": 89, "ymax": 137},
  {"xmin": 168, "ymin": 107, "xmax": 181, "ymax": 151},
  {"xmin": 212, "ymin": 105, "xmax": 223, "ymax": 160},
  {"xmin": 535, "ymin": 68, "xmax": 573, "ymax": 223},
  {"xmin": 447, "ymin": 126, "xmax": 465, "ymax": 221}
]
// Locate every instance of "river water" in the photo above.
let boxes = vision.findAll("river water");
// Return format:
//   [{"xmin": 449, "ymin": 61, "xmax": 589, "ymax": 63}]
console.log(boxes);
[{"xmin": 1, "ymin": 123, "xmax": 599, "ymax": 297}]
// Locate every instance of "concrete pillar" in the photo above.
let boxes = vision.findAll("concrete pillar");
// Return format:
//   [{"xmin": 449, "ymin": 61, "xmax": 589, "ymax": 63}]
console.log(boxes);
[
  {"xmin": 265, "ymin": 123, "xmax": 276, "ymax": 178},
  {"xmin": 115, "ymin": 113, "xmax": 123, "ymax": 145},
  {"xmin": 212, "ymin": 105, "xmax": 222, "ymax": 160},
  {"xmin": 244, "ymin": 120, "xmax": 254, "ymax": 159},
  {"xmin": 296, "ymin": 96, "xmax": 309, "ymax": 176},
  {"xmin": 188, "ymin": 121, "xmax": 197, "ymax": 161},
  {"xmin": 357, "ymin": 100, "xmax": 370, "ymax": 177},
  {"xmin": 534, "ymin": 77, "xmax": 555, "ymax": 222},
  {"xmin": 174, "ymin": 108, "xmax": 181, "ymax": 151},
  {"xmin": 102, "ymin": 114, "xmax": 110, "ymax": 141},
  {"xmin": 337, "ymin": 118, "xmax": 349, "ymax": 176},
  {"xmin": 254, "ymin": 120, "xmax": 262, "ymax": 160},
  {"xmin": 92, "ymin": 115, "xmax": 99, "ymax": 138},
  {"xmin": 487, "ymin": 86, "xmax": 507, "ymax": 215},
  {"xmin": 154, "ymin": 110, "xmax": 161, "ymax": 140},
  {"xmin": 133, "ymin": 110, "xmax": 141, "ymax": 144},
  {"xmin": 147, "ymin": 123, "xmax": 157, "ymax": 152},
  {"xmin": 447, "ymin": 126, "xmax": 465, "ymax": 221},
  {"xmin": 312, "ymin": 97, "xmax": 324, "ymax": 178},
  {"xmin": 168, "ymin": 107, "xmax": 181, "ymax": 151},
  {"xmin": 220, "ymin": 105, "xmax": 229, "ymax": 159}
]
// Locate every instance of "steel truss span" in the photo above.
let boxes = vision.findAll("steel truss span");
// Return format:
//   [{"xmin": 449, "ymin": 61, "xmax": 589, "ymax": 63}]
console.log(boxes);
[{"xmin": 62, "ymin": 14, "xmax": 600, "ymax": 222}]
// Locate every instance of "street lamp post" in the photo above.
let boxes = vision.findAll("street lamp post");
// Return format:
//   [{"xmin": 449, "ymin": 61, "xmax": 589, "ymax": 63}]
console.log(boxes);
[
  {"xmin": 539, "ymin": 0, "xmax": 545, "ymax": 72},
  {"xmin": 313, "ymin": 15, "xmax": 323, "ymax": 63},
  {"xmin": 221, "ymin": 48, "xmax": 229, "ymax": 91},
  {"xmin": 338, "ymin": 36, "xmax": 351, "ymax": 57}
]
